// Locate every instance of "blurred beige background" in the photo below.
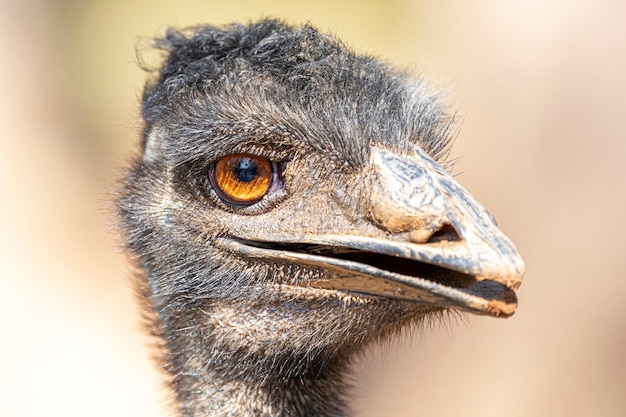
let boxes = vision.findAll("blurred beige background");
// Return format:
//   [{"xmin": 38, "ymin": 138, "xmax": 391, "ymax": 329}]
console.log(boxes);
[{"xmin": 1, "ymin": 0, "xmax": 625, "ymax": 416}]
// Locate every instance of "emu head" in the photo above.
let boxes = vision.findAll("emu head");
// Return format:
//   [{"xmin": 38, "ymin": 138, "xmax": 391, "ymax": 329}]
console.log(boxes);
[{"xmin": 119, "ymin": 20, "xmax": 524, "ymax": 403}]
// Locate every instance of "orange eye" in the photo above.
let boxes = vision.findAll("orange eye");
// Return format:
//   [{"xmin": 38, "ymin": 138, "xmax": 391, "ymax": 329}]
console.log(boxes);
[{"xmin": 210, "ymin": 154, "xmax": 274, "ymax": 206}]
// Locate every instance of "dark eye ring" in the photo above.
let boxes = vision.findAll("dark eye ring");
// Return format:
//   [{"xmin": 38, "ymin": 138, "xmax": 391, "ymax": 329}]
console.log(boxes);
[{"xmin": 208, "ymin": 154, "xmax": 283, "ymax": 207}]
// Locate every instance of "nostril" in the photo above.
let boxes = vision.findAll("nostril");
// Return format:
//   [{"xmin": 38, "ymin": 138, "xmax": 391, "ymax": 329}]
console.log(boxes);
[{"xmin": 427, "ymin": 223, "xmax": 461, "ymax": 243}]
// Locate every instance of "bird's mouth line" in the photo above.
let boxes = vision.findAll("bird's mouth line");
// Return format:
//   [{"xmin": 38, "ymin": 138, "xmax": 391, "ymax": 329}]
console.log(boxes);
[{"xmin": 217, "ymin": 236, "xmax": 518, "ymax": 317}]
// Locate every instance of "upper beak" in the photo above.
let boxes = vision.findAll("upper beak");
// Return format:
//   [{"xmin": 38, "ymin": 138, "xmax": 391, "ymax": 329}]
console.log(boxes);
[
  {"xmin": 367, "ymin": 146, "xmax": 524, "ymax": 289},
  {"xmin": 218, "ymin": 146, "xmax": 524, "ymax": 317}
]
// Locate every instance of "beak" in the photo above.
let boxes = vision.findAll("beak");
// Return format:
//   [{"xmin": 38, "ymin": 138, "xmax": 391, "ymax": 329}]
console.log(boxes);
[{"xmin": 218, "ymin": 146, "xmax": 524, "ymax": 317}]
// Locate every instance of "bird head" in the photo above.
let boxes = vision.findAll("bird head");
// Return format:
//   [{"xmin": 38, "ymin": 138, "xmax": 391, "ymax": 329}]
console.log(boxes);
[{"xmin": 120, "ymin": 19, "xmax": 524, "ymax": 384}]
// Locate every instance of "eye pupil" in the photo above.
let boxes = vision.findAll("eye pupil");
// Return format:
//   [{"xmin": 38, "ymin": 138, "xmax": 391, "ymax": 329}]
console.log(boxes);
[{"xmin": 234, "ymin": 158, "xmax": 257, "ymax": 183}]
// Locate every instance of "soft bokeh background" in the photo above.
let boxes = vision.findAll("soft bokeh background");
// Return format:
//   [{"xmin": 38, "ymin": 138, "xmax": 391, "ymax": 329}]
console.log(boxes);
[{"xmin": 1, "ymin": 0, "xmax": 625, "ymax": 416}]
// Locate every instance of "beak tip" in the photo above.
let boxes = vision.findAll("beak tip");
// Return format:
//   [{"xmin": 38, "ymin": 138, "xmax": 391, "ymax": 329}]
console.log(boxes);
[
  {"xmin": 465, "ymin": 278, "xmax": 519, "ymax": 317},
  {"xmin": 509, "ymin": 254, "xmax": 525, "ymax": 290},
  {"xmin": 488, "ymin": 300, "xmax": 518, "ymax": 318}
]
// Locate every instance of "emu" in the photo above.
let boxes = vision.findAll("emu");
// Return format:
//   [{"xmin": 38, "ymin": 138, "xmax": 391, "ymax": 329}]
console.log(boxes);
[{"xmin": 119, "ymin": 19, "xmax": 524, "ymax": 417}]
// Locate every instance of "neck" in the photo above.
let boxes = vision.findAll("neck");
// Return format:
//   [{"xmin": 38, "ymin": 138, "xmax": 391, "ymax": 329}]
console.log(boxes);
[
  {"xmin": 145, "ymin": 276, "xmax": 431, "ymax": 417},
  {"xmin": 152, "ymin": 295, "xmax": 365, "ymax": 417},
  {"xmin": 172, "ymin": 356, "xmax": 352, "ymax": 417}
]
